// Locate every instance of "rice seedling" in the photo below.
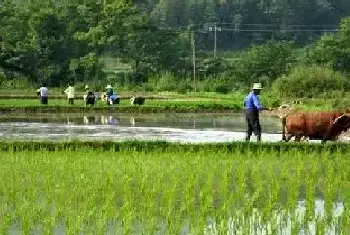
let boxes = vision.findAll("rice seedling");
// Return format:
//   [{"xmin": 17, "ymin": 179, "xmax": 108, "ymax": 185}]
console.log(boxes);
[{"xmin": 0, "ymin": 142, "xmax": 348, "ymax": 234}]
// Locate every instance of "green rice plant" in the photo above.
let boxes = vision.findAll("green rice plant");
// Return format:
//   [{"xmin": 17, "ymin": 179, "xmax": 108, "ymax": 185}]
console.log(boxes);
[{"xmin": 0, "ymin": 143, "xmax": 349, "ymax": 233}]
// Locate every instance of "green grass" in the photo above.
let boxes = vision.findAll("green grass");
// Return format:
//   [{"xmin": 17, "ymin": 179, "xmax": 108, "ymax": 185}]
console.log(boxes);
[
  {"xmin": 0, "ymin": 90, "xmax": 348, "ymax": 113},
  {"xmin": 0, "ymin": 98, "xmax": 239, "ymax": 107},
  {"xmin": 0, "ymin": 141, "xmax": 349, "ymax": 234},
  {"xmin": 0, "ymin": 97, "xmax": 244, "ymax": 114}
]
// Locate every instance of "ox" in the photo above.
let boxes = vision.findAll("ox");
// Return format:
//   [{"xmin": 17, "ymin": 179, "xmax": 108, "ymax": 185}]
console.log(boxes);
[{"xmin": 280, "ymin": 111, "xmax": 350, "ymax": 142}]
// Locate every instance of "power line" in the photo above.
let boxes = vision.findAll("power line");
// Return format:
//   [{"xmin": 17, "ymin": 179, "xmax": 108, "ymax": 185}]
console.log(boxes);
[
  {"xmin": 157, "ymin": 25, "xmax": 339, "ymax": 33},
  {"xmin": 159, "ymin": 28, "xmax": 338, "ymax": 34},
  {"xmin": 220, "ymin": 29, "xmax": 338, "ymax": 33},
  {"xmin": 174, "ymin": 22, "xmax": 339, "ymax": 29}
]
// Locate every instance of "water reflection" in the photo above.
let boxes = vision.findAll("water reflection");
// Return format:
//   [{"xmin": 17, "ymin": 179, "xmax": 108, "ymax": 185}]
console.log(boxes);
[
  {"xmin": 6, "ymin": 199, "xmax": 345, "ymax": 235},
  {"xmin": 0, "ymin": 113, "xmax": 286, "ymax": 142}
]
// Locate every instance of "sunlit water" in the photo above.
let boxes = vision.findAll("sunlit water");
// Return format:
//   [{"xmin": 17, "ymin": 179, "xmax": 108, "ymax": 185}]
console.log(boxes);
[{"xmin": 0, "ymin": 113, "xmax": 284, "ymax": 143}]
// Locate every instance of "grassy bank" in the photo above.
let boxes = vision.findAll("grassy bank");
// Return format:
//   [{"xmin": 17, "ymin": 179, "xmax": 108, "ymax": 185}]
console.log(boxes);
[
  {"xmin": 0, "ymin": 141, "xmax": 349, "ymax": 234},
  {"xmin": 1, "ymin": 140, "xmax": 350, "ymax": 153},
  {"xmin": 0, "ymin": 90, "xmax": 348, "ymax": 114},
  {"xmin": 0, "ymin": 97, "xmax": 243, "ymax": 114},
  {"xmin": 0, "ymin": 96, "xmax": 348, "ymax": 114}
]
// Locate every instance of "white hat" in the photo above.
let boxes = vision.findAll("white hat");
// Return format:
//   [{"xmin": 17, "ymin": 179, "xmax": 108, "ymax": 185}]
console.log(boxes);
[
  {"xmin": 105, "ymin": 85, "xmax": 112, "ymax": 89},
  {"xmin": 252, "ymin": 83, "xmax": 262, "ymax": 90},
  {"xmin": 85, "ymin": 85, "xmax": 89, "ymax": 89}
]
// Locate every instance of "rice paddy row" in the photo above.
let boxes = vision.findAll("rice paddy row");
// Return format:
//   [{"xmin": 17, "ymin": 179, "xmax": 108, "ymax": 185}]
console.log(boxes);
[
  {"xmin": 1, "ymin": 140, "xmax": 350, "ymax": 153},
  {"xmin": 0, "ymin": 94, "xmax": 347, "ymax": 114},
  {"xmin": 0, "ymin": 98, "xmax": 243, "ymax": 114},
  {"xmin": 0, "ymin": 141, "xmax": 349, "ymax": 234}
]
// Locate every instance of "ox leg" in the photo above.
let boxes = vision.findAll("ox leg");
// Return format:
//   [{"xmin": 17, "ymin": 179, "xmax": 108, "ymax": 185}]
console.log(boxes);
[
  {"xmin": 295, "ymin": 136, "xmax": 302, "ymax": 142},
  {"xmin": 283, "ymin": 134, "xmax": 293, "ymax": 142}
]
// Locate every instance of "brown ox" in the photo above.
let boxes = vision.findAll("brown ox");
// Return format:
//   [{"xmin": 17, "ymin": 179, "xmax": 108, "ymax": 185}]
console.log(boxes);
[{"xmin": 280, "ymin": 111, "xmax": 350, "ymax": 142}]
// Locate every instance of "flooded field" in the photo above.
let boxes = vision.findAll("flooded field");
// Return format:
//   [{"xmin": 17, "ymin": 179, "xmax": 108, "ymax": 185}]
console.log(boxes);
[
  {"xmin": 0, "ymin": 114, "xmax": 349, "ymax": 235},
  {"xmin": 0, "ymin": 113, "xmax": 283, "ymax": 143}
]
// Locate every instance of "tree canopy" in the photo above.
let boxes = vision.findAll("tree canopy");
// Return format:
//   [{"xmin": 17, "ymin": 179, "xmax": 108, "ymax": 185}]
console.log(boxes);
[{"xmin": 0, "ymin": 0, "xmax": 350, "ymax": 92}]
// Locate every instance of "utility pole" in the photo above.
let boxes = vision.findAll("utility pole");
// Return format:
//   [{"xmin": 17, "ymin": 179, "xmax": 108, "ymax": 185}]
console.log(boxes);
[
  {"xmin": 210, "ymin": 23, "xmax": 221, "ymax": 59},
  {"xmin": 214, "ymin": 22, "xmax": 217, "ymax": 59},
  {"xmin": 191, "ymin": 30, "xmax": 196, "ymax": 94}
]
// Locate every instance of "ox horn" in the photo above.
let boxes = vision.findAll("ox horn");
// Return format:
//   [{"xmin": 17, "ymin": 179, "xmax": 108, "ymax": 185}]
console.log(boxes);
[
  {"xmin": 278, "ymin": 104, "xmax": 291, "ymax": 111},
  {"xmin": 276, "ymin": 104, "xmax": 292, "ymax": 119}
]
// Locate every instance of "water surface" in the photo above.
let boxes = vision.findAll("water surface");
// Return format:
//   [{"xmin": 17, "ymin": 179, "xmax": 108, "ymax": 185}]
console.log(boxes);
[{"xmin": 0, "ymin": 113, "xmax": 283, "ymax": 143}]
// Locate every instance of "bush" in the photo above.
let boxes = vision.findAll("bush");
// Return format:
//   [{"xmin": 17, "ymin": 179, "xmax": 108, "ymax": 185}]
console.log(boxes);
[
  {"xmin": 146, "ymin": 72, "xmax": 178, "ymax": 91},
  {"xmin": 272, "ymin": 65, "xmax": 350, "ymax": 98},
  {"xmin": 177, "ymin": 82, "xmax": 192, "ymax": 94}
]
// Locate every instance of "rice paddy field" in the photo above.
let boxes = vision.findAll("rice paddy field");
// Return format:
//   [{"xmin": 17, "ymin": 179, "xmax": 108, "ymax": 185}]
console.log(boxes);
[
  {"xmin": 0, "ymin": 98, "xmax": 244, "ymax": 114},
  {"xmin": 0, "ymin": 98, "xmax": 238, "ymax": 108},
  {"xmin": 1, "ymin": 141, "xmax": 350, "ymax": 234},
  {"xmin": 0, "ymin": 90, "xmax": 348, "ymax": 113}
]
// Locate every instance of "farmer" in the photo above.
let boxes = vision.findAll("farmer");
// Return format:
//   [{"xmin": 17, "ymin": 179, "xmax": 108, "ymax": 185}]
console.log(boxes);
[
  {"xmin": 85, "ymin": 91, "xmax": 96, "ymax": 106},
  {"xmin": 83, "ymin": 85, "xmax": 90, "ymax": 102},
  {"xmin": 105, "ymin": 85, "xmax": 120, "ymax": 105},
  {"xmin": 64, "ymin": 82, "xmax": 75, "ymax": 105},
  {"xmin": 37, "ymin": 82, "xmax": 49, "ymax": 105},
  {"xmin": 83, "ymin": 85, "xmax": 96, "ymax": 106},
  {"xmin": 243, "ymin": 83, "xmax": 271, "ymax": 142}
]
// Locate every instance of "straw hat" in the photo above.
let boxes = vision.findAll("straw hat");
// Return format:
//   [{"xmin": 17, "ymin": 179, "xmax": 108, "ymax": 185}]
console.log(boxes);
[
  {"xmin": 105, "ymin": 85, "xmax": 113, "ymax": 89},
  {"xmin": 252, "ymin": 83, "xmax": 262, "ymax": 90}
]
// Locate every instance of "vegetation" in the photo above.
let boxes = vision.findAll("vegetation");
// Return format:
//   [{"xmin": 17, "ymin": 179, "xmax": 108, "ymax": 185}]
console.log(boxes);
[
  {"xmin": 0, "ymin": 93, "xmax": 348, "ymax": 113},
  {"xmin": 1, "ymin": 0, "xmax": 350, "ymax": 100},
  {"xmin": 273, "ymin": 65, "xmax": 350, "ymax": 98},
  {"xmin": 0, "ymin": 141, "xmax": 349, "ymax": 234}
]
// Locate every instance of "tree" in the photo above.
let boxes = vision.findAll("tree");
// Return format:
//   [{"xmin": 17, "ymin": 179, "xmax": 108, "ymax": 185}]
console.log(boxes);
[
  {"xmin": 78, "ymin": 1, "xmax": 188, "ymax": 78},
  {"xmin": 232, "ymin": 40, "xmax": 296, "ymax": 86},
  {"xmin": 305, "ymin": 17, "xmax": 350, "ymax": 72}
]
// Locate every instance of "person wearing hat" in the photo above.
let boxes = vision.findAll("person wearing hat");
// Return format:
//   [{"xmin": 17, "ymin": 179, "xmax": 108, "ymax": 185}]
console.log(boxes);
[
  {"xmin": 243, "ymin": 83, "xmax": 272, "ymax": 142},
  {"xmin": 105, "ymin": 85, "xmax": 120, "ymax": 105}
]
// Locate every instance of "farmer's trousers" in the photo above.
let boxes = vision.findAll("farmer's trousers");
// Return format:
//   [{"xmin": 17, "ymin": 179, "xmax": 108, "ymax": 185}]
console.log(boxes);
[
  {"xmin": 41, "ymin": 96, "xmax": 48, "ymax": 105},
  {"xmin": 245, "ymin": 109, "xmax": 261, "ymax": 141},
  {"xmin": 68, "ymin": 98, "xmax": 74, "ymax": 105}
]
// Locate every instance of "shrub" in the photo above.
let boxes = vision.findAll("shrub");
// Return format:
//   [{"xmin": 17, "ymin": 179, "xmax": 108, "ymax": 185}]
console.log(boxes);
[
  {"xmin": 177, "ymin": 82, "xmax": 192, "ymax": 94},
  {"xmin": 272, "ymin": 65, "xmax": 350, "ymax": 98},
  {"xmin": 146, "ymin": 72, "xmax": 178, "ymax": 91}
]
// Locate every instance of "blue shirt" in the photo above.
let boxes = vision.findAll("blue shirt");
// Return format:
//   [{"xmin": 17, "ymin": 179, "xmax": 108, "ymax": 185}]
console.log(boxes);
[{"xmin": 244, "ymin": 92, "xmax": 263, "ymax": 111}]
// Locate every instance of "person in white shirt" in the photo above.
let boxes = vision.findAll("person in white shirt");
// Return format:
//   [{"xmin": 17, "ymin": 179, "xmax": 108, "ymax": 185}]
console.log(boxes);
[
  {"xmin": 37, "ymin": 83, "xmax": 49, "ymax": 105},
  {"xmin": 64, "ymin": 82, "xmax": 75, "ymax": 105}
]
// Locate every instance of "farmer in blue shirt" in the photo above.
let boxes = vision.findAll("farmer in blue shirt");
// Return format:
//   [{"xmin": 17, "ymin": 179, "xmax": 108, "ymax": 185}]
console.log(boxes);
[{"xmin": 243, "ymin": 83, "xmax": 271, "ymax": 141}]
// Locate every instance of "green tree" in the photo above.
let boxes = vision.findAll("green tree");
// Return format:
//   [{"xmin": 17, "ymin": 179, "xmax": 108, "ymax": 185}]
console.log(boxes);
[
  {"xmin": 232, "ymin": 40, "xmax": 296, "ymax": 86},
  {"xmin": 273, "ymin": 65, "xmax": 350, "ymax": 98},
  {"xmin": 305, "ymin": 17, "xmax": 350, "ymax": 72}
]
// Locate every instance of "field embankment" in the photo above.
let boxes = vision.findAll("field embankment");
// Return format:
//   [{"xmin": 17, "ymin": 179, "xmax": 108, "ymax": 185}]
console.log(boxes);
[
  {"xmin": 1, "ymin": 140, "xmax": 350, "ymax": 152},
  {"xmin": 0, "ymin": 92, "xmax": 348, "ymax": 114}
]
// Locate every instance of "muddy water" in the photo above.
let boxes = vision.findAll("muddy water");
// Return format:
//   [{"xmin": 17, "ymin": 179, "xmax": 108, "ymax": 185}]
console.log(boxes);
[{"xmin": 0, "ymin": 113, "xmax": 284, "ymax": 143}]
